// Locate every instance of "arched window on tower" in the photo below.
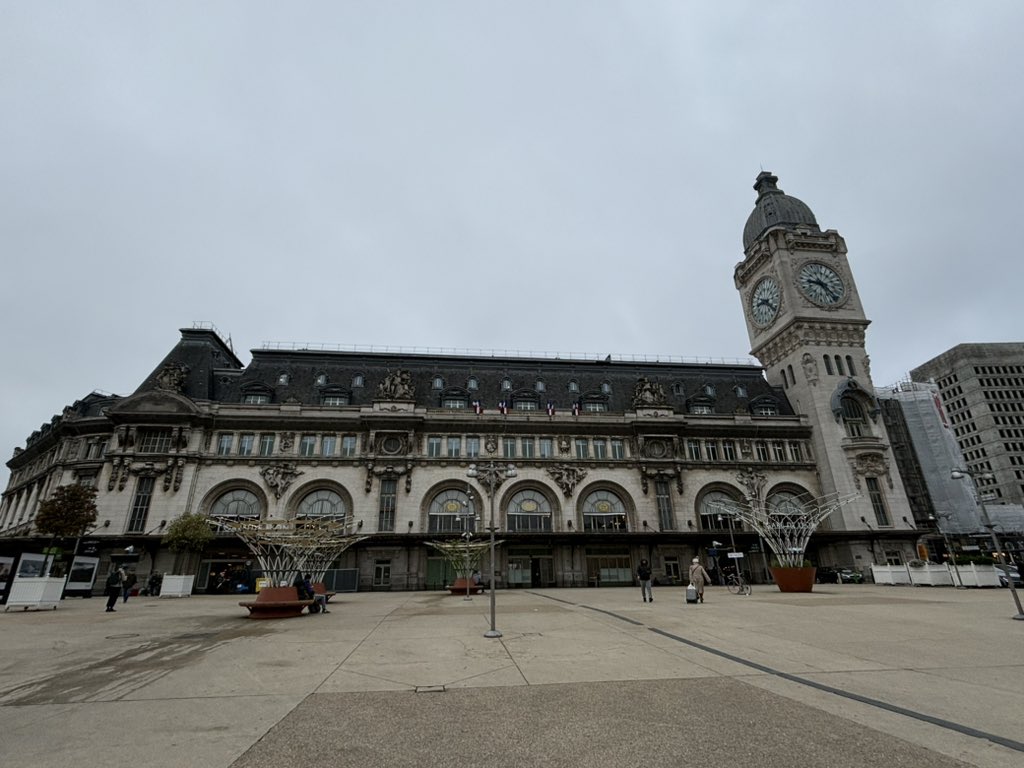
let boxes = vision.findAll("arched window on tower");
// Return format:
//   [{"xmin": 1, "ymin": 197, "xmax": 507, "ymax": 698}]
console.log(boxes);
[
  {"xmin": 846, "ymin": 356, "xmax": 857, "ymax": 376},
  {"xmin": 823, "ymin": 355, "xmax": 834, "ymax": 376},
  {"xmin": 840, "ymin": 396, "xmax": 868, "ymax": 438},
  {"xmin": 835, "ymin": 355, "xmax": 845, "ymax": 375}
]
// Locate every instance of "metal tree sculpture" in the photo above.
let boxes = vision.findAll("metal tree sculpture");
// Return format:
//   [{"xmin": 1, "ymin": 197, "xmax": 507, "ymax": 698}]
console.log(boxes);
[
  {"xmin": 707, "ymin": 482, "xmax": 858, "ymax": 567},
  {"xmin": 426, "ymin": 538, "xmax": 495, "ymax": 578},
  {"xmin": 213, "ymin": 516, "xmax": 363, "ymax": 585}
]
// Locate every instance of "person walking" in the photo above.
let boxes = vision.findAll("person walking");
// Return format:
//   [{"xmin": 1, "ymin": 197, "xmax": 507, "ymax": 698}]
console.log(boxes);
[
  {"xmin": 688, "ymin": 558, "xmax": 712, "ymax": 604},
  {"xmin": 637, "ymin": 558, "xmax": 653, "ymax": 603},
  {"xmin": 105, "ymin": 566, "xmax": 125, "ymax": 612},
  {"xmin": 122, "ymin": 569, "xmax": 137, "ymax": 603}
]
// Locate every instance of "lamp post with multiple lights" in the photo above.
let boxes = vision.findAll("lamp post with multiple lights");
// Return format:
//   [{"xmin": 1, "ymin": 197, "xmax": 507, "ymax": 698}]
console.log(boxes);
[
  {"xmin": 466, "ymin": 462, "xmax": 516, "ymax": 638},
  {"xmin": 951, "ymin": 469, "xmax": 1024, "ymax": 620}
]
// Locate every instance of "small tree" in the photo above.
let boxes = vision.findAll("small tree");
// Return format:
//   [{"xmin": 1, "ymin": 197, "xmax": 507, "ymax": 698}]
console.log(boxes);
[
  {"xmin": 35, "ymin": 484, "xmax": 99, "ymax": 539},
  {"xmin": 162, "ymin": 512, "xmax": 215, "ymax": 574},
  {"xmin": 35, "ymin": 484, "xmax": 99, "ymax": 577}
]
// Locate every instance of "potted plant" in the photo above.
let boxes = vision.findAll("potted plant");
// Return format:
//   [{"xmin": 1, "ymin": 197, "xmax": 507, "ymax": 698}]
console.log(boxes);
[{"xmin": 160, "ymin": 512, "xmax": 214, "ymax": 597}]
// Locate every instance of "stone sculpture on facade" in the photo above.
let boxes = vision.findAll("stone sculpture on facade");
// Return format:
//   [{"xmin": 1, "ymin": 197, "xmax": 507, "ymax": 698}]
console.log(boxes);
[
  {"xmin": 632, "ymin": 377, "xmax": 667, "ymax": 408},
  {"xmin": 546, "ymin": 464, "xmax": 588, "ymax": 497},
  {"xmin": 260, "ymin": 463, "xmax": 303, "ymax": 499},
  {"xmin": 377, "ymin": 370, "xmax": 415, "ymax": 400},
  {"xmin": 155, "ymin": 362, "xmax": 190, "ymax": 393}
]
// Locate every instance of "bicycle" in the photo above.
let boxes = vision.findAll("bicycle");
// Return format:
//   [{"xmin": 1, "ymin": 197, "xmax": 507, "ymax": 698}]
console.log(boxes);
[{"xmin": 725, "ymin": 573, "xmax": 751, "ymax": 596}]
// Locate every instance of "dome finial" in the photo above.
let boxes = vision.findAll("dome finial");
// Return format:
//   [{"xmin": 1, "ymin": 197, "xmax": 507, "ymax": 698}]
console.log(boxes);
[{"xmin": 753, "ymin": 171, "xmax": 780, "ymax": 197}]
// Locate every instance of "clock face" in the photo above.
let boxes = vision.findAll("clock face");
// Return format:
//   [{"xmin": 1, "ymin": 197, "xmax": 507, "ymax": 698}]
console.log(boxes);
[
  {"xmin": 798, "ymin": 263, "xmax": 845, "ymax": 305},
  {"xmin": 750, "ymin": 277, "xmax": 781, "ymax": 326}
]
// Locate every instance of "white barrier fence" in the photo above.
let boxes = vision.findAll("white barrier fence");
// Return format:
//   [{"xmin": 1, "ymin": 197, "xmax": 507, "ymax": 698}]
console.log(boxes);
[{"xmin": 871, "ymin": 562, "xmax": 1003, "ymax": 588}]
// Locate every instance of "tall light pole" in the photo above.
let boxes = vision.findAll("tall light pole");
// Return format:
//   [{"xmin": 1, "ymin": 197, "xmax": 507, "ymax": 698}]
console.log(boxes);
[
  {"xmin": 928, "ymin": 512, "xmax": 965, "ymax": 588},
  {"xmin": 466, "ymin": 462, "xmax": 516, "ymax": 638},
  {"xmin": 951, "ymin": 469, "xmax": 1024, "ymax": 620}
]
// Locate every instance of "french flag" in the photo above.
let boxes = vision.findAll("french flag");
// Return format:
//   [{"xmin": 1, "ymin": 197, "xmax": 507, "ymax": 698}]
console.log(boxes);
[
  {"xmin": 546, "ymin": 401, "xmax": 555, "ymax": 417},
  {"xmin": 499, "ymin": 400, "xmax": 508, "ymax": 415},
  {"xmin": 472, "ymin": 400, "xmax": 482, "ymax": 415},
  {"xmin": 571, "ymin": 401, "xmax": 580, "ymax": 416}
]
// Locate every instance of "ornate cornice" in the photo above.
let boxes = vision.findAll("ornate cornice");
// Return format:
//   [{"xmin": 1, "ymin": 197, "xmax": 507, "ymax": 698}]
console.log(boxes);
[{"xmin": 753, "ymin": 320, "xmax": 868, "ymax": 368}]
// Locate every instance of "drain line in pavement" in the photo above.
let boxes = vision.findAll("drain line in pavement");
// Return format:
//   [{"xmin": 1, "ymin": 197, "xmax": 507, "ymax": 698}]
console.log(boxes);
[{"xmin": 647, "ymin": 626, "xmax": 1024, "ymax": 754}]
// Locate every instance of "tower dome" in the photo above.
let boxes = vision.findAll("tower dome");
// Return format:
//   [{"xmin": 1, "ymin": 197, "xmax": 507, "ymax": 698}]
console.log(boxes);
[{"xmin": 742, "ymin": 172, "xmax": 820, "ymax": 251}]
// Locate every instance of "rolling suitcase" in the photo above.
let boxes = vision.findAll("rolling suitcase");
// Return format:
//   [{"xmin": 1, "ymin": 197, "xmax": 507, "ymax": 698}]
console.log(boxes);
[{"xmin": 685, "ymin": 584, "xmax": 699, "ymax": 604}]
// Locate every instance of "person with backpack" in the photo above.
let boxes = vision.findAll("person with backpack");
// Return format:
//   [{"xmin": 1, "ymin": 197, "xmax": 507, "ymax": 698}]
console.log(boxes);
[
  {"xmin": 637, "ymin": 558, "xmax": 653, "ymax": 603},
  {"xmin": 105, "ymin": 566, "xmax": 125, "ymax": 612}
]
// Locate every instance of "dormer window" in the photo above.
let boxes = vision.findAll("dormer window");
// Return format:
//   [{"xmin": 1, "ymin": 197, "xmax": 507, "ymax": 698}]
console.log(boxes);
[
  {"xmin": 535, "ymin": 380, "xmax": 546, "ymax": 393},
  {"xmin": 352, "ymin": 374, "xmax": 364, "ymax": 388},
  {"xmin": 278, "ymin": 373, "xmax": 290, "ymax": 385},
  {"xmin": 315, "ymin": 373, "xmax": 328, "ymax": 386},
  {"xmin": 501, "ymin": 378, "xmax": 512, "ymax": 391},
  {"xmin": 734, "ymin": 386, "xmax": 747, "ymax": 398},
  {"xmin": 467, "ymin": 377, "xmax": 478, "ymax": 390},
  {"xmin": 672, "ymin": 383, "xmax": 684, "ymax": 396},
  {"xmin": 703, "ymin": 384, "xmax": 716, "ymax": 397},
  {"xmin": 601, "ymin": 381, "xmax": 612, "ymax": 394},
  {"xmin": 432, "ymin": 376, "xmax": 445, "ymax": 390},
  {"xmin": 568, "ymin": 380, "xmax": 579, "ymax": 393},
  {"xmin": 753, "ymin": 404, "xmax": 778, "ymax": 416}
]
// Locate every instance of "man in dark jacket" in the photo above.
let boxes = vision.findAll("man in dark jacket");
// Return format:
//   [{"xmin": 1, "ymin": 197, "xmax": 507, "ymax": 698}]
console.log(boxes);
[
  {"xmin": 637, "ymin": 559, "xmax": 653, "ymax": 603},
  {"xmin": 105, "ymin": 566, "xmax": 124, "ymax": 612}
]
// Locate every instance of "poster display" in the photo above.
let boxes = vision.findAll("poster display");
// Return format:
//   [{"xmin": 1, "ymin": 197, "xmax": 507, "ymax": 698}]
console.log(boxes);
[
  {"xmin": 16, "ymin": 553, "xmax": 47, "ymax": 578},
  {"xmin": 0, "ymin": 555, "xmax": 13, "ymax": 591},
  {"xmin": 65, "ymin": 556, "xmax": 100, "ymax": 593}
]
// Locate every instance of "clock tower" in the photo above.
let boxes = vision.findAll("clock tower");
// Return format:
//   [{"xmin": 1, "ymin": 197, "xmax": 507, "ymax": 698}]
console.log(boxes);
[{"xmin": 734, "ymin": 172, "xmax": 914, "ymax": 560}]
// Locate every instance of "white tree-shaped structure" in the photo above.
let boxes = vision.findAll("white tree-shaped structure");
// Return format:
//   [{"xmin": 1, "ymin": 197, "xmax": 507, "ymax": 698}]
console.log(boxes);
[
  {"xmin": 426, "ymin": 538, "xmax": 496, "ymax": 578},
  {"xmin": 707, "ymin": 471, "xmax": 859, "ymax": 567},
  {"xmin": 213, "ymin": 516, "xmax": 363, "ymax": 585}
]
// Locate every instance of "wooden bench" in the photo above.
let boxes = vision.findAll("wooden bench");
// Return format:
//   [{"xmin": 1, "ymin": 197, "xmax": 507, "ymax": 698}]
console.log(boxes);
[
  {"xmin": 448, "ymin": 577, "xmax": 485, "ymax": 596},
  {"xmin": 239, "ymin": 586, "xmax": 314, "ymax": 619}
]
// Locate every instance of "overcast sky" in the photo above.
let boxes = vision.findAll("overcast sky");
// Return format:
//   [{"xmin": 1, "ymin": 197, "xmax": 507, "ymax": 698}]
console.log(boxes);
[{"xmin": 2, "ymin": 2, "xmax": 1022, "ymax": 488}]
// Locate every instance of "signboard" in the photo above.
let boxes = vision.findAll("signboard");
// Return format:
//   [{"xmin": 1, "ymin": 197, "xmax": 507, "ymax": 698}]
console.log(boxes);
[
  {"xmin": 727, "ymin": 552, "xmax": 745, "ymax": 559},
  {"xmin": 0, "ymin": 555, "xmax": 13, "ymax": 592},
  {"xmin": 65, "ymin": 556, "xmax": 100, "ymax": 593}
]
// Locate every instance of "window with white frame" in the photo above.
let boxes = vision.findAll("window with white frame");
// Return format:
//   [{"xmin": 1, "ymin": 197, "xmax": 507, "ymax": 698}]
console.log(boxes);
[
  {"xmin": 507, "ymin": 489, "xmax": 552, "ymax": 532},
  {"xmin": 259, "ymin": 434, "xmax": 275, "ymax": 456},
  {"xmin": 299, "ymin": 435, "xmax": 316, "ymax": 457},
  {"xmin": 593, "ymin": 439, "xmax": 607, "ymax": 459},
  {"xmin": 755, "ymin": 442, "xmax": 770, "ymax": 461},
  {"xmin": 610, "ymin": 439, "xmax": 625, "ymax": 459},
  {"xmin": 341, "ymin": 435, "xmax": 358, "ymax": 457},
  {"xmin": 521, "ymin": 438, "xmax": 535, "ymax": 458},
  {"xmin": 722, "ymin": 440, "xmax": 736, "ymax": 461},
  {"xmin": 378, "ymin": 478, "xmax": 397, "ymax": 531},
  {"xmin": 242, "ymin": 393, "xmax": 270, "ymax": 405},
  {"xmin": 297, "ymin": 489, "xmax": 346, "ymax": 522},
  {"xmin": 539, "ymin": 438, "xmax": 554, "ymax": 458},
  {"xmin": 446, "ymin": 437, "xmax": 461, "ymax": 458},
  {"xmin": 575, "ymin": 439, "xmax": 588, "ymax": 459},
  {"xmin": 705, "ymin": 441, "xmax": 719, "ymax": 461},
  {"xmin": 582, "ymin": 489, "xmax": 627, "ymax": 532},
  {"xmin": 503, "ymin": 437, "xmax": 516, "ymax": 458},
  {"xmin": 217, "ymin": 433, "xmax": 234, "ymax": 456},
  {"xmin": 238, "ymin": 434, "xmax": 255, "ymax": 456},
  {"xmin": 427, "ymin": 437, "xmax": 442, "ymax": 457},
  {"xmin": 466, "ymin": 436, "xmax": 480, "ymax": 458},
  {"xmin": 321, "ymin": 435, "xmax": 337, "ymax": 456},
  {"xmin": 687, "ymin": 440, "xmax": 701, "ymax": 460},
  {"xmin": 428, "ymin": 489, "xmax": 476, "ymax": 533}
]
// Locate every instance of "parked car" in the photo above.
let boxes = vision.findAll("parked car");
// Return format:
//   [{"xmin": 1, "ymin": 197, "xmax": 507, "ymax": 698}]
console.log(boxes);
[
  {"xmin": 838, "ymin": 568, "xmax": 863, "ymax": 584},
  {"xmin": 994, "ymin": 564, "xmax": 1022, "ymax": 588},
  {"xmin": 815, "ymin": 566, "xmax": 839, "ymax": 584}
]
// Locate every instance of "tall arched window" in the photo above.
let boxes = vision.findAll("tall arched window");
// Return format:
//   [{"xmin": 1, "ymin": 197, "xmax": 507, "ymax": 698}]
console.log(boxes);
[
  {"xmin": 581, "ymin": 489, "xmax": 627, "ymax": 532},
  {"xmin": 507, "ymin": 489, "xmax": 552, "ymax": 532},
  {"xmin": 835, "ymin": 355, "xmax": 845, "ymax": 375},
  {"xmin": 297, "ymin": 489, "xmax": 346, "ymax": 522},
  {"xmin": 823, "ymin": 355, "xmax": 834, "ymax": 375},
  {"xmin": 428, "ymin": 489, "xmax": 477, "ymax": 533},
  {"xmin": 841, "ymin": 396, "xmax": 867, "ymax": 437},
  {"xmin": 846, "ymin": 356, "xmax": 857, "ymax": 376},
  {"xmin": 698, "ymin": 490, "xmax": 743, "ymax": 531},
  {"xmin": 211, "ymin": 489, "xmax": 261, "ymax": 519}
]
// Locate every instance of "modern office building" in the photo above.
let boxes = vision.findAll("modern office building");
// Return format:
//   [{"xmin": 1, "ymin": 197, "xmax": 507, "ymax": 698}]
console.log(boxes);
[{"xmin": 0, "ymin": 174, "xmax": 919, "ymax": 592}]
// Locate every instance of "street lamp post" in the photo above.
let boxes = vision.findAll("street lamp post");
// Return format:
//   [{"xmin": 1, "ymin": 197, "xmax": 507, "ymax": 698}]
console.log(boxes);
[
  {"xmin": 466, "ymin": 461, "xmax": 517, "ymax": 638},
  {"xmin": 951, "ymin": 469, "xmax": 1024, "ymax": 620},
  {"xmin": 928, "ymin": 512, "xmax": 965, "ymax": 589}
]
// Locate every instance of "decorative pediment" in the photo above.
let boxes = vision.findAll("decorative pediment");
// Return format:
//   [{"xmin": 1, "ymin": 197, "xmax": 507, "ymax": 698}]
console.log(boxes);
[
  {"xmin": 107, "ymin": 390, "xmax": 199, "ymax": 420},
  {"xmin": 632, "ymin": 377, "xmax": 667, "ymax": 408},
  {"xmin": 848, "ymin": 452, "xmax": 893, "ymax": 490}
]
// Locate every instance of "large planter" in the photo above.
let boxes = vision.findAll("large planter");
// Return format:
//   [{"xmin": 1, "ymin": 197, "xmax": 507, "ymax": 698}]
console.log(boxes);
[
  {"xmin": 5, "ymin": 577, "xmax": 66, "ymax": 611},
  {"xmin": 159, "ymin": 574, "xmax": 195, "ymax": 598},
  {"xmin": 771, "ymin": 566, "xmax": 817, "ymax": 593}
]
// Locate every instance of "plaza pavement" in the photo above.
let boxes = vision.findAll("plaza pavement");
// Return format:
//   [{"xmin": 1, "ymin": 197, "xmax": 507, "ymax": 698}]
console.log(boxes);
[{"xmin": 1, "ymin": 583, "xmax": 1022, "ymax": 768}]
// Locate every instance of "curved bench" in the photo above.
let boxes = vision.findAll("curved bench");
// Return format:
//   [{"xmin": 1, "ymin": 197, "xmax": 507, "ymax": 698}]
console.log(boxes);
[
  {"xmin": 239, "ymin": 586, "xmax": 314, "ymax": 619},
  {"xmin": 448, "ymin": 578, "xmax": 485, "ymax": 596}
]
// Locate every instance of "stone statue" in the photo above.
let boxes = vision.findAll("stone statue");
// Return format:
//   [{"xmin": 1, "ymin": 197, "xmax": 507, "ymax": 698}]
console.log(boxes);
[
  {"xmin": 546, "ymin": 464, "xmax": 588, "ymax": 497},
  {"xmin": 632, "ymin": 377, "xmax": 666, "ymax": 407},
  {"xmin": 260, "ymin": 463, "xmax": 304, "ymax": 499},
  {"xmin": 378, "ymin": 370, "xmax": 415, "ymax": 399},
  {"xmin": 801, "ymin": 353, "xmax": 818, "ymax": 385},
  {"xmin": 155, "ymin": 362, "xmax": 190, "ymax": 393}
]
